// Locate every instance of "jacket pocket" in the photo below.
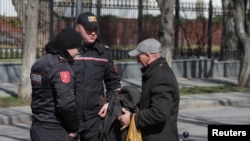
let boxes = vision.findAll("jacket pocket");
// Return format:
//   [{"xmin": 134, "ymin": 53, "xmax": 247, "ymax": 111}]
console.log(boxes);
[{"xmin": 93, "ymin": 61, "xmax": 107, "ymax": 67}]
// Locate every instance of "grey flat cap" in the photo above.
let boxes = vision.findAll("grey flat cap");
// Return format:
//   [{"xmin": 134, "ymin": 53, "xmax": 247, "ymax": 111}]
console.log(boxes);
[{"xmin": 128, "ymin": 38, "xmax": 162, "ymax": 56}]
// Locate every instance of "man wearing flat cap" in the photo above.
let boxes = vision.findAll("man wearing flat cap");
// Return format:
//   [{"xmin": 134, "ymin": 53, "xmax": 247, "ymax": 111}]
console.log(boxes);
[
  {"xmin": 30, "ymin": 28, "xmax": 82, "ymax": 141},
  {"xmin": 72, "ymin": 12, "xmax": 121, "ymax": 141},
  {"xmin": 118, "ymin": 38, "xmax": 180, "ymax": 141}
]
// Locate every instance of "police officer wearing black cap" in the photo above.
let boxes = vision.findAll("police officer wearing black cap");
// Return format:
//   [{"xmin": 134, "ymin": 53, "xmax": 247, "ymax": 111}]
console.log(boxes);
[
  {"xmin": 73, "ymin": 12, "xmax": 121, "ymax": 141},
  {"xmin": 30, "ymin": 28, "xmax": 82, "ymax": 141}
]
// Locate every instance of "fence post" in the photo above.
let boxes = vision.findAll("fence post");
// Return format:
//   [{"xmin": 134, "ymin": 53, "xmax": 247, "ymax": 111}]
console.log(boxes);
[
  {"xmin": 7, "ymin": 48, "xmax": 11, "ymax": 58},
  {"xmin": 76, "ymin": 0, "xmax": 82, "ymax": 17},
  {"xmin": 207, "ymin": 0, "xmax": 213, "ymax": 58},
  {"xmin": 11, "ymin": 48, "xmax": 15, "ymax": 58},
  {"xmin": 70, "ymin": 2, "xmax": 75, "ymax": 27},
  {"xmin": 174, "ymin": 0, "xmax": 180, "ymax": 59},
  {"xmin": 49, "ymin": 0, "xmax": 54, "ymax": 41},
  {"xmin": 0, "ymin": 48, "xmax": 5, "ymax": 59},
  {"xmin": 138, "ymin": 0, "xmax": 143, "ymax": 43},
  {"xmin": 18, "ymin": 48, "xmax": 23, "ymax": 58},
  {"xmin": 182, "ymin": 131, "xmax": 189, "ymax": 141}
]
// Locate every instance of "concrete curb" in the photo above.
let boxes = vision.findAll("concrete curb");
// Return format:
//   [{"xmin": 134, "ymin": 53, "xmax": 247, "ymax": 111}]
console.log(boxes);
[
  {"xmin": 179, "ymin": 92, "xmax": 250, "ymax": 110},
  {"xmin": 1, "ymin": 92, "xmax": 250, "ymax": 125},
  {"xmin": 0, "ymin": 106, "xmax": 32, "ymax": 125}
]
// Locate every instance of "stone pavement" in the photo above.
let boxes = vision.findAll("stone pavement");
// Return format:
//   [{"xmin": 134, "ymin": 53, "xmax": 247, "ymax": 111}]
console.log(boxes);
[{"xmin": 1, "ymin": 77, "xmax": 250, "ymax": 125}]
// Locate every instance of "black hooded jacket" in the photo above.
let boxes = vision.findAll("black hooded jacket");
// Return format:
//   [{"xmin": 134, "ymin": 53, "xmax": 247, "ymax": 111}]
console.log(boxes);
[
  {"xmin": 135, "ymin": 57, "xmax": 180, "ymax": 141},
  {"xmin": 71, "ymin": 41, "xmax": 121, "ymax": 120},
  {"xmin": 30, "ymin": 46, "xmax": 79, "ymax": 132}
]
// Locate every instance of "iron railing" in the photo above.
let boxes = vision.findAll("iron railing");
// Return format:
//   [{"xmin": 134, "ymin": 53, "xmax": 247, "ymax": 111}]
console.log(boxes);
[{"xmin": 0, "ymin": 1, "xmax": 240, "ymax": 60}]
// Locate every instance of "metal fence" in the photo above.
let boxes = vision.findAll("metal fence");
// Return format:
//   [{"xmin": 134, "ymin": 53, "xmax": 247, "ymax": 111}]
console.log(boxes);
[{"xmin": 0, "ymin": 0, "xmax": 240, "ymax": 60}]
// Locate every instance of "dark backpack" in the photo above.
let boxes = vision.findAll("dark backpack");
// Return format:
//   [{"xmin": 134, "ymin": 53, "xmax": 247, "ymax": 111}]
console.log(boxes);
[{"xmin": 101, "ymin": 86, "xmax": 141, "ymax": 141}]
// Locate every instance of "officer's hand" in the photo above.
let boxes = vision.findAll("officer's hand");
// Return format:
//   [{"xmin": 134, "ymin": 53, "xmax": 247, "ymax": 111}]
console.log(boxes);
[
  {"xmin": 98, "ymin": 103, "xmax": 109, "ymax": 118},
  {"xmin": 118, "ymin": 108, "xmax": 131, "ymax": 131},
  {"xmin": 68, "ymin": 132, "xmax": 78, "ymax": 138},
  {"xmin": 115, "ymin": 88, "xmax": 121, "ymax": 92}
]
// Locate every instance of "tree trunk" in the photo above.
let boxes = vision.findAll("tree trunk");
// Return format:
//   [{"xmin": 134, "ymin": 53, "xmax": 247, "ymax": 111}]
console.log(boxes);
[
  {"xmin": 233, "ymin": 0, "xmax": 250, "ymax": 87},
  {"xmin": 18, "ymin": 0, "xmax": 39, "ymax": 99},
  {"xmin": 239, "ymin": 48, "xmax": 250, "ymax": 87},
  {"xmin": 156, "ymin": 0, "xmax": 174, "ymax": 66},
  {"xmin": 220, "ymin": 0, "xmax": 238, "ymax": 60},
  {"xmin": 12, "ymin": 0, "xmax": 72, "ymax": 99}
]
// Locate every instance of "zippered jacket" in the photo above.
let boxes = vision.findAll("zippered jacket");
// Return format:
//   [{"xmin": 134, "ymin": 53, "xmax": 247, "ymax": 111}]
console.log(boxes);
[
  {"xmin": 30, "ymin": 53, "xmax": 79, "ymax": 132},
  {"xmin": 71, "ymin": 41, "xmax": 121, "ymax": 119}
]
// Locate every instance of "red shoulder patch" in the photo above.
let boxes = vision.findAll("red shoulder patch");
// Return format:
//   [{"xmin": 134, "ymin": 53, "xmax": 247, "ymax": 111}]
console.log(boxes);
[{"xmin": 60, "ymin": 71, "xmax": 71, "ymax": 83}]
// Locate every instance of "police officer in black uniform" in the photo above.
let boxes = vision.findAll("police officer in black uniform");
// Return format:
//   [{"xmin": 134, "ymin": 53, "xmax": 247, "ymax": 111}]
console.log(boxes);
[
  {"xmin": 30, "ymin": 28, "xmax": 82, "ymax": 141},
  {"xmin": 73, "ymin": 12, "xmax": 121, "ymax": 141}
]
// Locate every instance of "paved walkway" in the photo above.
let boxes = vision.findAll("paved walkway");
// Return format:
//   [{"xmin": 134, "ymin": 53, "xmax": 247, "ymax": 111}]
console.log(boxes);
[{"xmin": 1, "ymin": 77, "xmax": 250, "ymax": 125}]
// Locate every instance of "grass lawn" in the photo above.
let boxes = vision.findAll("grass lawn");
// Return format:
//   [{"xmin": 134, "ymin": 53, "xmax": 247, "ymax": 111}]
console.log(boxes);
[
  {"xmin": 179, "ymin": 85, "xmax": 250, "ymax": 96},
  {"xmin": 0, "ymin": 59, "xmax": 22, "ymax": 63},
  {"xmin": 0, "ymin": 85, "xmax": 249, "ymax": 108},
  {"xmin": 0, "ymin": 96, "xmax": 31, "ymax": 108}
]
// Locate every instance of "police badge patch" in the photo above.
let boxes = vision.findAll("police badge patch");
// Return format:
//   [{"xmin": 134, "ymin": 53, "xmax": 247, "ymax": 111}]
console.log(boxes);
[
  {"xmin": 30, "ymin": 72, "xmax": 42, "ymax": 85},
  {"xmin": 60, "ymin": 71, "xmax": 71, "ymax": 83}
]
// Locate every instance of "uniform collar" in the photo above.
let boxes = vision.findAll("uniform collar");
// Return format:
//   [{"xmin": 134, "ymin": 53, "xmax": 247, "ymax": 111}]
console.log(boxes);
[
  {"xmin": 82, "ymin": 41, "xmax": 105, "ymax": 55},
  {"xmin": 56, "ymin": 54, "xmax": 67, "ymax": 63},
  {"xmin": 141, "ymin": 57, "xmax": 166, "ymax": 77}
]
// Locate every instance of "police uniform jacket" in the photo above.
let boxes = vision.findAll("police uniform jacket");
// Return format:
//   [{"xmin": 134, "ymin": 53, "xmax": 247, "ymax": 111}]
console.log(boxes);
[
  {"xmin": 135, "ymin": 57, "xmax": 180, "ymax": 141},
  {"xmin": 30, "ymin": 53, "xmax": 79, "ymax": 132},
  {"xmin": 71, "ymin": 41, "xmax": 121, "ymax": 120}
]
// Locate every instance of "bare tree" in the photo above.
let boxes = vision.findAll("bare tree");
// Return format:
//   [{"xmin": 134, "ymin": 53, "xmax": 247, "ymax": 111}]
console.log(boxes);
[
  {"xmin": 156, "ymin": 0, "xmax": 175, "ymax": 66},
  {"xmin": 12, "ymin": 0, "xmax": 73, "ymax": 99},
  {"xmin": 12, "ymin": 0, "xmax": 72, "ymax": 57},
  {"xmin": 232, "ymin": 0, "xmax": 250, "ymax": 87},
  {"xmin": 17, "ymin": 0, "xmax": 39, "ymax": 99}
]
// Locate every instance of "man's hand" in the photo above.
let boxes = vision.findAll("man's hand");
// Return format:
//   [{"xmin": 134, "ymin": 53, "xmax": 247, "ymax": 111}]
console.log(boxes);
[
  {"xmin": 98, "ymin": 103, "xmax": 109, "ymax": 118},
  {"xmin": 118, "ymin": 108, "xmax": 131, "ymax": 131},
  {"xmin": 115, "ymin": 88, "xmax": 121, "ymax": 92}
]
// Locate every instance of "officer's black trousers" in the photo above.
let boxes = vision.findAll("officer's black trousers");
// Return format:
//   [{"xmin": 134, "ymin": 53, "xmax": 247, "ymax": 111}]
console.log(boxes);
[
  {"xmin": 30, "ymin": 122, "xmax": 74, "ymax": 141},
  {"xmin": 77, "ymin": 116, "xmax": 103, "ymax": 141}
]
